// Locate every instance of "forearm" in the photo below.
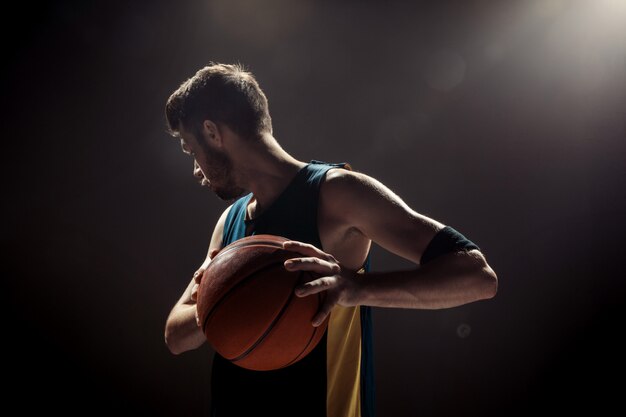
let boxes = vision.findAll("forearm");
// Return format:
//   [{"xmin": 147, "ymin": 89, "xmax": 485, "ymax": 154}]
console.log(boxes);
[
  {"xmin": 164, "ymin": 304, "xmax": 206, "ymax": 355},
  {"xmin": 357, "ymin": 250, "xmax": 497, "ymax": 309}
]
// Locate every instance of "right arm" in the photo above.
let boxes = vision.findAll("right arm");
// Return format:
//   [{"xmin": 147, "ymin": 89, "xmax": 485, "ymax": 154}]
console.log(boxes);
[{"xmin": 164, "ymin": 206, "xmax": 231, "ymax": 355}]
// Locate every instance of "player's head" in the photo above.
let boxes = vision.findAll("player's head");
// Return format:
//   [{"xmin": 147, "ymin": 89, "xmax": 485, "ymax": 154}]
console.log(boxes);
[{"xmin": 165, "ymin": 62, "xmax": 272, "ymax": 201}]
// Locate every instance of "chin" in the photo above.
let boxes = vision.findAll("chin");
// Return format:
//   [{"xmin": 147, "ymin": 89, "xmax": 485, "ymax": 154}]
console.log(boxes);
[{"xmin": 213, "ymin": 186, "xmax": 246, "ymax": 203}]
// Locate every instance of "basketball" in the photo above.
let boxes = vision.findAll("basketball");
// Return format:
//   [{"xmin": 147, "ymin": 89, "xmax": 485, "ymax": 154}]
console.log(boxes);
[{"xmin": 196, "ymin": 234, "xmax": 328, "ymax": 371}]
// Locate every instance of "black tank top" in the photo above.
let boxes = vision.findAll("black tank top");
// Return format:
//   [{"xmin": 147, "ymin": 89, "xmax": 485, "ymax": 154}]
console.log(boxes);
[{"xmin": 212, "ymin": 160, "xmax": 375, "ymax": 417}]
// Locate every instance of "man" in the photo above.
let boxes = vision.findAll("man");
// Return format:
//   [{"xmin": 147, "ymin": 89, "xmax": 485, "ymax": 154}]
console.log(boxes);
[{"xmin": 164, "ymin": 62, "xmax": 497, "ymax": 417}]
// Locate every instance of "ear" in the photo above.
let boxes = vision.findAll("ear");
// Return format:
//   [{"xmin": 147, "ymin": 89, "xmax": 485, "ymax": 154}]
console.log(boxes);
[{"xmin": 202, "ymin": 120, "xmax": 223, "ymax": 148}]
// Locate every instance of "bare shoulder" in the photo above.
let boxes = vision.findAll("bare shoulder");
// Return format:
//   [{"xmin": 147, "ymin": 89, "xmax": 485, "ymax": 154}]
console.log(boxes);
[
  {"xmin": 323, "ymin": 167, "xmax": 371, "ymax": 196},
  {"xmin": 325, "ymin": 166, "xmax": 364, "ymax": 182},
  {"xmin": 318, "ymin": 167, "xmax": 373, "ymax": 268},
  {"xmin": 320, "ymin": 168, "xmax": 360, "ymax": 217},
  {"xmin": 321, "ymin": 165, "xmax": 445, "ymax": 263},
  {"xmin": 321, "ymin": 167, "xmax": 402, "ymax": 215}
]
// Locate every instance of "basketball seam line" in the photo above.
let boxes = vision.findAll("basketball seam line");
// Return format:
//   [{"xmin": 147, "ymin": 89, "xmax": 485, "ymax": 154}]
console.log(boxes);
[
  {"xmin": 279, "ymin": 291, "xmax": 323, "ymax": 369},
  {"xmin": 201, "ymin": 261, "xmax": 285, "ymax": 333},
  {"xmin": 230, "ymin": 274, "xmax": 299, "ymax": 364},
  {"xmin": 213, "ymin": 240, "xmax": 284, "ymax": 260}
]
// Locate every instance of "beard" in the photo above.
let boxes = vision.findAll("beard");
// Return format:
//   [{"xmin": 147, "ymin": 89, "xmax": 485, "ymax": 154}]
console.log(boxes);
[
  {"xmin": 213, "ymin": 182, "xmax": 245, "ymax": 203},
  {"xmin": 197, "ymin": 141, "xmax": 246, "ymax": 203}
]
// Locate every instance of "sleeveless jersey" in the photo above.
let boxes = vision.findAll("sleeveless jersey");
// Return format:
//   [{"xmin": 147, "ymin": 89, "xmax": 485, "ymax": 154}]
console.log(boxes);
[{"xmin": 210, "ymin": 160, "xmax": 375, "ymax": 417}]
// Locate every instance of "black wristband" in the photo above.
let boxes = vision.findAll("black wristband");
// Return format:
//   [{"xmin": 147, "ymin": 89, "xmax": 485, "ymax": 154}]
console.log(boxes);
[{"xmin": 420, "ymin": 226, "xmax": 480, "ymax": 265}]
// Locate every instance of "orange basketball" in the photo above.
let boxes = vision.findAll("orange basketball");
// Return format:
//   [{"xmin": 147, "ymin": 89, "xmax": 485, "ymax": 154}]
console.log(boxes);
[{"xmin": 196, "ymin": 234, "xmax": 328, "ymax": 371}]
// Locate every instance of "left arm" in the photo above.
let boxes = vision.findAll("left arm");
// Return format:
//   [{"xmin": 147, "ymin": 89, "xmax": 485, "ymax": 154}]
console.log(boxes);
[{"xmin": 283, "ymin": 170, "xmax": 498, "ymax": 326}]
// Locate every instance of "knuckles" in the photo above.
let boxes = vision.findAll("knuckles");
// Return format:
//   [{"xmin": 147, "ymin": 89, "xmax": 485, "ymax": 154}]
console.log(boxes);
[{"xmin": 193, "ymin": 269, "xmax": 206, "ymax": 284}]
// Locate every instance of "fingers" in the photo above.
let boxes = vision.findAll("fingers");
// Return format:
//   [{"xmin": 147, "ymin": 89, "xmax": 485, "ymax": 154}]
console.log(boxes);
[
  {"xmin": 282, "ymin": 241, "xmax": 342, "ymax": 326},
  {"xmin": 195, "ymin": 306, "xmax": 200, "ymax": 327},
  {"xmin": 283, "ymin": 241, "xmax": 336, "ymax": 263},
  {"xmin": 190, "ymin": 283, "xmax": 199, "ymax": 302},
  {"xmin": 285, "ymin": 257, "xmax": 340, "ymax": 275},
  {"xmin": 191, "ymin": 268, "xmax": 205, "ymax": 302},
  {"xmin": 193, "ymin": 268, "xmax": 205, "ymax": 284},
  {"xmin": 293, "ymin": 275, "xmax": 338, "ymax": 326},
  {"xmin": 311, "ymin": 295, "xmax": 336, "ymax": 327},
  {"xmin": 294, "ymin": 276, "xmax": 338, "ymax": 326},
  {"xmin": 295, "ymin": 276, "xmax": 336, "ymax": 297}
]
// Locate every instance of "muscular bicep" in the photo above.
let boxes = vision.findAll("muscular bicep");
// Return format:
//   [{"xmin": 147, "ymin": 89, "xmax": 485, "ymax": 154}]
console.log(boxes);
[{"xmin": 323, "ymin": 170, "xmax": 445, "ymax": 265}]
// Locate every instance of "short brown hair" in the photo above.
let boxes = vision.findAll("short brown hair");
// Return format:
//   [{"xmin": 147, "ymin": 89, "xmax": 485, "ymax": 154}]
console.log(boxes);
[{"xmin": 165, "ymin": 62, "xmax": 272, "ymax": 139}]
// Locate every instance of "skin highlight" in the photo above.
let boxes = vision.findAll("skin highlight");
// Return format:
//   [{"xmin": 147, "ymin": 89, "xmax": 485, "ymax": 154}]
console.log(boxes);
[{"xmin": 164, "ymin": 117, "xmax": 497, "ymax": 355}]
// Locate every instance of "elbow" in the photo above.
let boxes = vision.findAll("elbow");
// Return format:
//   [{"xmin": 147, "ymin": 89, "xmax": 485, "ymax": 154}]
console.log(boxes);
[
  {"xmin": 164, "ymin": 322, "xmax": 184, "ymax": 355},
  {"xmin": 467, "ymin": 250, "xmax": 498, "ymax": 300},
  {"xmin": 165, "ymin": 336, "xmax": 181, "ymax": 356},
  {"xmin": 482, "ymin": 265, "xmax": 498, "ymax": 299}
]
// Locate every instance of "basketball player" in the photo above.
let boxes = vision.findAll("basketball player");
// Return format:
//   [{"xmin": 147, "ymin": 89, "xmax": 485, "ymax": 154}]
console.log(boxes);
[{"xmin": 164, "ymin": 62, "xmax": 497, "ymax": 417}]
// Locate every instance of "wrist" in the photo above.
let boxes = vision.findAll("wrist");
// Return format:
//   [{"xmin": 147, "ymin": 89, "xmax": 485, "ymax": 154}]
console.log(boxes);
[{"xmin": 350, "ymin": 268, "xmax": 371, "ymax": 306}]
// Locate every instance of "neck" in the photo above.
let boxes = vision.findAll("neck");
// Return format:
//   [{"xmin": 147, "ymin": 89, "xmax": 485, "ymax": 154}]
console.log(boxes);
[{"xmin": 232, "ymin": 133, "xmax": 306, "ymax": 217}]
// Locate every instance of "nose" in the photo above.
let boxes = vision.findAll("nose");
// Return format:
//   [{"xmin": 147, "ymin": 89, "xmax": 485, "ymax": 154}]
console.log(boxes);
[{"xmin": 193, "ymin": 160, "xmax": 204, "ymax": 180}]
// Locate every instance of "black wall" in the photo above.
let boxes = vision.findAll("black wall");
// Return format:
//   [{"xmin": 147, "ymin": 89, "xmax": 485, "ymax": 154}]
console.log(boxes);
[{"xmin": 4, "ymin": 1, "xmax": 625, "ymax": 415}]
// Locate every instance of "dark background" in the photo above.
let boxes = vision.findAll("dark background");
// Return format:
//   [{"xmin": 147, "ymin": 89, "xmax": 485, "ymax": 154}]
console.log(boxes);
[{"xmin": 4, "ymin": 0, "xmax": 625, "ymax": 415}]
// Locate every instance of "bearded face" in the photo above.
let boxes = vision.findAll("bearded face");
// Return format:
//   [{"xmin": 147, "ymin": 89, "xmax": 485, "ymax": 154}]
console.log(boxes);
[{"xmin": 179, "ymin": 125, "xmax": 246, "ymax": 203}]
